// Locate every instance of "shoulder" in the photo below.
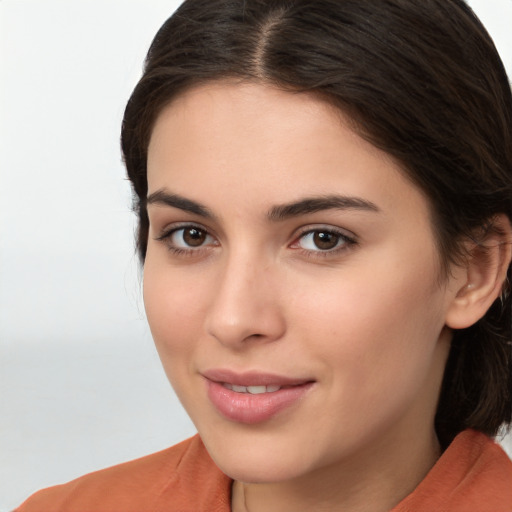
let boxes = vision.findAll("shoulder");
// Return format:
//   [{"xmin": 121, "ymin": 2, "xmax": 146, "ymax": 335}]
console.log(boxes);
[
  {"xmin": 393, "ymin": 429, "xmax": 512, "ymax": 512},
  {"xmin": 15, "ymin": 435, "xmax": 232, "ymax": 512}
]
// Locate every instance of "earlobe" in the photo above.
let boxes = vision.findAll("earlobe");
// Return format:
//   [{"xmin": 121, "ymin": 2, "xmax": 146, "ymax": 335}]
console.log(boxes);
[{"xmin": 445, "ymin": 214, "xmax": 512, "ymax": 330}]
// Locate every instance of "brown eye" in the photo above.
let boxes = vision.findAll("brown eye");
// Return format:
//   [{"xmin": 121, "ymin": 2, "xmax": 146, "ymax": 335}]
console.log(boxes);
[
  {"xmin": 182, "ymin": 227, "xmax": 207, "ymax": 247},
  {"xmin": 167, "ymin": 226, "xmax": 215, "ymax": 249},
  {"xmin": 294, "ymin": 229, "xmax": 354, "ymax": 253},
  {"xmin": 312, "ymin": 231, "xmax": 340, "ymax": 250}
]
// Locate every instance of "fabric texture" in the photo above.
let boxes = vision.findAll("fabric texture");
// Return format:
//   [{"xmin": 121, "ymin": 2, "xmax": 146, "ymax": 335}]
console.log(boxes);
[
  {"xmin": 15, "ymin": 436, "xmax": 231, "ymax": 512},
  {"xmin": 15, "ymin": 429, "xmax": 512, "ymax": 512}
]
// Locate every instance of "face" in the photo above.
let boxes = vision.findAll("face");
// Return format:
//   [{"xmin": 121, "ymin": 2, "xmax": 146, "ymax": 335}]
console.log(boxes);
[{"xmin": 144, "ymin": 82, "xmax": 460, "ymax": 484}]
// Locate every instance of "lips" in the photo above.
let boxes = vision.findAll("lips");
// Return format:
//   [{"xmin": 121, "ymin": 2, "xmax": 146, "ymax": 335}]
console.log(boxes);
[
  {"xmin": 202, "ymin": 368, "xmax": 312, "ymax": 387},
  {"xmin": 202, "ymin": 369, "xmax": 315, "ymax": 424}
]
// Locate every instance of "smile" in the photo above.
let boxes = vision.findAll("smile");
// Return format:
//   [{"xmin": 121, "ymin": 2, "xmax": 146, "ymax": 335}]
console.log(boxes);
[{"xmin": 203, "ymin": 369, "xmax": 315, "ymax": 424}]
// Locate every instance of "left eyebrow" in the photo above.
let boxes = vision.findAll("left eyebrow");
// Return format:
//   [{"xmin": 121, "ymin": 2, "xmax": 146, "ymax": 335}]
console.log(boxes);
[{"xmin": 267, "ymin": 195, "xmax": 380, "ymax": 221}]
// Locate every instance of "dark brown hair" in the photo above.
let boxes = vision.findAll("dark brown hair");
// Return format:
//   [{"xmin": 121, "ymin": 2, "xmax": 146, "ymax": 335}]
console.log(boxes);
[{"xmin": 121, "ymin": 0, "xmax": 512, "ymax": 447}]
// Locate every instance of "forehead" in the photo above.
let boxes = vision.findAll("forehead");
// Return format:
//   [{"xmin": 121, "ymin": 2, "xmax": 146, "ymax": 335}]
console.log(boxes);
[{"xmin": 147, "ymin": 81, "xmax": 430, "ymax": 222}]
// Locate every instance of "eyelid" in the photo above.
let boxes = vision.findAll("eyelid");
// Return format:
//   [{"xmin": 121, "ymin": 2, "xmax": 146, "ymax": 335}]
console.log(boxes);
[
  {"xmin": 155, "ymin": 221, "xmax": 215, "ymax": 241},
  {"xmin": 291, "ymin": 224, "xmax": 357, "ymax": 243},
  {"xmin": 289, "ymin": 224, "xmax": 358, "ymax": 255},
  {"xmin": 153, "ymin": 221, "xmax": 357, "ymax": 258},
  {"xmin": 154, "ymin": 222, "xmax": 219, "ymax": 257}
]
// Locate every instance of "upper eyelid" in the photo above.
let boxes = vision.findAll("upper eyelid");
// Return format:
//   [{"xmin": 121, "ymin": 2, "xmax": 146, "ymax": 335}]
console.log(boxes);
[
  {"xmin": 155, "ymin": 221, "xmax": 216, "ymax": 240},
  {"xmin": 292, "ymin": 224, "xmax": 357, "ymax": 241},
  {"xmin": 154, "ymin": 221, "xmax": 357, "ymax": 247},
  {"xmin": 156, "ymin": 225, "xmax": 218, "ymax": 254}
]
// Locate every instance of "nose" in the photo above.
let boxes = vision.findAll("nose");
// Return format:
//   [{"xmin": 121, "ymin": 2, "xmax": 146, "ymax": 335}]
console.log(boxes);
[{"xmin": 205, "ymin": 253, "xmax": 286, "ymax": 349}]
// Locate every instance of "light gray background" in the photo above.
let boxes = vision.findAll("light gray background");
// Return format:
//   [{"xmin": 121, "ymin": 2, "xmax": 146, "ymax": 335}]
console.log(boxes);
[{"xmin": 1, "ymin": 1, "xmax": 511, "ymax": 510}]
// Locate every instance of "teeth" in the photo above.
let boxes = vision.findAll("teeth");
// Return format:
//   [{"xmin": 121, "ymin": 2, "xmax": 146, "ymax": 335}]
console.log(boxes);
[
  {"xmin": 222, "ymin": 383, "xmax": 282, "ymax": 393},
  {"xmin": 247, "ymin": 385, "xmax": 267, "ymax": 394}
]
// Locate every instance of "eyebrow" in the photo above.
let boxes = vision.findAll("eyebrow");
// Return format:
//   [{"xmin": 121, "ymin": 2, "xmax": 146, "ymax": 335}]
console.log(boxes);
[
  {"xmin": 146, "ymin": 189, "xmax": 379, "ymax": 221},
  {"xmin": 146, "ymin": 189, "xmax": 215, "ymax": 219},
  {"xmin": 268, "ymin": 195, "xmax": 380, "ymax": 221}
]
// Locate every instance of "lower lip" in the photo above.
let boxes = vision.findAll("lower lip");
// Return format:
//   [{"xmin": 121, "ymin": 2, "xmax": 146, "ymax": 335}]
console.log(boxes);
[{"xmin": 206, "ymin": 380, "xmax": 314, "ymax": 424}]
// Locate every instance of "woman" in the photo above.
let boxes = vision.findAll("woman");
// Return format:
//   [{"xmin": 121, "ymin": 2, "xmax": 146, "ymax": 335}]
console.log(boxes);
[{"xmin": 16, "ymin": 0, "xmax": 512, "ymax": 510}]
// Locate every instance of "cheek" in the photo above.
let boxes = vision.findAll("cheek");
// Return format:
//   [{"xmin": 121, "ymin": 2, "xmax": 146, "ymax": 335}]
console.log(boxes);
[
  {"xmin": 286, "ymin": 259, "xmax": 448, "ymax": 444},
  {"xmin": 290, "ymin": 254, "xmax": 446, "ymax": 385},
  {"xmin": 142, "ymin": 264, "xmax": 213, "ymax": 412},
  {"xmin": 143, "ymin": 261, "xmax": 208, "ymax": 358}
]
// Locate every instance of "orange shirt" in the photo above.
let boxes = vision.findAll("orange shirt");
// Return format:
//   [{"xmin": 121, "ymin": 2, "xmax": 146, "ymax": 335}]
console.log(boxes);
[{"xmin": 15, "ymin": 429, "xmax": 512, "ymax": 512}]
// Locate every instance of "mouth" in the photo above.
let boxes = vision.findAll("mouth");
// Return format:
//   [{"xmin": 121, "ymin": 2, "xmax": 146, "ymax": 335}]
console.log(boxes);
[{"xmin": 202, "ymin": 369, "xmax": 315, "ymax": 424}]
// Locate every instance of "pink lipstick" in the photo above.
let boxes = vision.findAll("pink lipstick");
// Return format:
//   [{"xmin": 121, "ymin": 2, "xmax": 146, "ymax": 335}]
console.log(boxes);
[{"xmin": 203, "ymin": 369, "xmax": 314, "ymax": 424}]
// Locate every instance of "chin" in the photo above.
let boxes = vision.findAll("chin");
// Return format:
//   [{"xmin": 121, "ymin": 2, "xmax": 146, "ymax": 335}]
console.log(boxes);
[
  {"xmin": 199, "ymin": 427, "xmax": 317, "ymax": 484},
  {"xmin": 215, "ymin": 455, "xmax": 307, "ymax": 484}
]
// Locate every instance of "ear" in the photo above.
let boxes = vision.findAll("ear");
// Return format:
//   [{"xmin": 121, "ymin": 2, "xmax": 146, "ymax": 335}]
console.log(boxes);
[{"xmin": 445, "ymin": 214, "xmax": 512, "ymax": 330}]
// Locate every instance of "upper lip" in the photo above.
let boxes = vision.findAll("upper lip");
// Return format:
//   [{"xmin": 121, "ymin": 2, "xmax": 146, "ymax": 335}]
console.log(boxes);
[{"xmin": 202, "ymin": 368, "xmax": 314, "ymax": 387}]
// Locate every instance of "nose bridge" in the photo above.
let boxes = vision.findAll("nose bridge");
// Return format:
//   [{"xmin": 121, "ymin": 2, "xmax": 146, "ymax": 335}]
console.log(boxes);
[{"xmin": 205, "ymin": 245, "xmax": 285, "ymax": 347}]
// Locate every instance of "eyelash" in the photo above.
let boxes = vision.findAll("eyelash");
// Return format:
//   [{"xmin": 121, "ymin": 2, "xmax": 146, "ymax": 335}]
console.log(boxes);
[
  {"xmin": 291, "ymin": 227, "xmax": 357, "ymax": 258},
  {"xmin": 155, "ymin": 223, "xmax": 217, "ymax": 257},
  {"xmin": 155, "ymin": 224, "xmax": 357, "ymax": 258}
]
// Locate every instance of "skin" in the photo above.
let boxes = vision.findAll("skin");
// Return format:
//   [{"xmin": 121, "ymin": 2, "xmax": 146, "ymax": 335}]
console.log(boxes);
[{"xmin": 143, "ymin": 82, "xmax": 470, "ymax": 512}]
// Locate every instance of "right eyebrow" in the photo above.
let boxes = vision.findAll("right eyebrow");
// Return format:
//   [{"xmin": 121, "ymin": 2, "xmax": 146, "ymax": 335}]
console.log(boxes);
[{"xmin": 146, "ymin": 189, "xmax": 215, "ymax": 219}]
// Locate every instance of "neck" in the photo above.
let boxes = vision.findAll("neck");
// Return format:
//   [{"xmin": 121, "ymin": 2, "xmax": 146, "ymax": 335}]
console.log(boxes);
[{"xmin": 231, "ymin": 427, "xmax": 441, "ymax": 512}]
